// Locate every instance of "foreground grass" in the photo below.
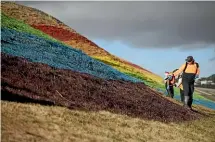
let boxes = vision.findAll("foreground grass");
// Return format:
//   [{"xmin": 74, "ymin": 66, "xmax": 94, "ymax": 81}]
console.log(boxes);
[{"xmin": 2, "ymin": 101, "xmax": 215, "ymax": 142}]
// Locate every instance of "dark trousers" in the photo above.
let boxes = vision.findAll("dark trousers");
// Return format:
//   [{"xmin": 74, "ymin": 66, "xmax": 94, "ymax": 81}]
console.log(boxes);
[
  {"xmin": 182, "ymin": 81, "xmax": 194, "ymax": 107},
  {"xmin": 180, "ymin": 89, "xmax": 184, "ymax": 102},
  {"xmin": 167, "ymin": 86, "xmax": 174, "ymax": 98}
]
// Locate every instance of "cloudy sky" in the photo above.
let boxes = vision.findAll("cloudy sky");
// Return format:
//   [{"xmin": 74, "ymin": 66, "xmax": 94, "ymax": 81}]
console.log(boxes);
[{"xmin": 18, "ymin": 1, "xmax": 215, "ymax": 77}]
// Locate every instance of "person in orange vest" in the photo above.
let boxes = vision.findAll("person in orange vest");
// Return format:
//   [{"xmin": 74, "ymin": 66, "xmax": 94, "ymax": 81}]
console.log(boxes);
[
  {"xmin": 164, "ymin": 71, "xmax": 176, "ymax": 98},
  {"xmin": 172, "ymin": 56, "xmax": 200, "ymax": 110}
]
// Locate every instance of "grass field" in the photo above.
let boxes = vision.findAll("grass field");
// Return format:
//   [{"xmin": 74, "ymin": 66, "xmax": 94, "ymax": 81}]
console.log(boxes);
[{"xmin": 2, "ymin": 101, "xmax": 215, "ymax": 142}]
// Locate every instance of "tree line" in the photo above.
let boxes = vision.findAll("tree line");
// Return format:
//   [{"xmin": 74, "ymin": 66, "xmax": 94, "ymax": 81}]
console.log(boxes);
[{"xmin": 198, "ymin": 74, "xmax": 215, "ymax": 83}]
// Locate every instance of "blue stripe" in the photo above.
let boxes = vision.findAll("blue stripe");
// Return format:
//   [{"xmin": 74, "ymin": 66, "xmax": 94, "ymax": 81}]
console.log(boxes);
[{"xmin": 1, "ymin": 27, "xmax": 142, "ymax": 83}]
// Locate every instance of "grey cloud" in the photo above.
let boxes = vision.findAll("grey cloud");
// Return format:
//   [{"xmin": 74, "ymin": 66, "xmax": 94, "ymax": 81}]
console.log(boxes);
[
  {"xmin": 209, "ymin": 48, "xmax": 215, "ymax": 61},
  {"xmin": 210, "ymin": 57, "xmax": 215, "ymax": 61},
  {"xmin": 16, "ymin": 1, "xmax": 215, "ymax": 48}
]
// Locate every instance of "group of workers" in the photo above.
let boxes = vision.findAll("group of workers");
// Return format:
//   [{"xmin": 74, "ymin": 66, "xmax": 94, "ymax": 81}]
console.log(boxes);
[{"xmin": 164, "ymin": 56, "xmax": 200, "ymax": 110}]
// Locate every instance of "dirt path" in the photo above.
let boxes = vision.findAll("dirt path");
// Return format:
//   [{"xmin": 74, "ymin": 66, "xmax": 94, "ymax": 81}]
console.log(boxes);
[{"xmin": 195, "ymin": 87, "xmax": 215, "ymax": 102}]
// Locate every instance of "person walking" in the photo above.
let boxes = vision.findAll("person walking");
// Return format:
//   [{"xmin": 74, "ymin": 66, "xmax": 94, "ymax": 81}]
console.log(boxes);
[
  {"xmin": 175, "ymin": 72, "xmax": 184, "ymax": 102},
  {"xmin": 164, "ymin": 71, "xmax": 175, "ymax": 98},
  {"xmin": 172, "ymin": 56, "xmax": 200, "ymax": 110}
]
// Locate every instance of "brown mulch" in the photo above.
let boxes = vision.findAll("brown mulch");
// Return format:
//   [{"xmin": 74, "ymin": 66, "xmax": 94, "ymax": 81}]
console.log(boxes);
[{"xmin": 1, "ymin": 53, "xmax": 202, "ymax": 123}]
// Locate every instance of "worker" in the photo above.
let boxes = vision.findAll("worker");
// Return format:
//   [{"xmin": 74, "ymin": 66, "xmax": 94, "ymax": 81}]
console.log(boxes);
[
  {"xmin": 175, "ymin": 72, "xmax": 184, "ymax": 102},
  {"xmin": 164, "ymin": 71, "xmax": 175, "ymax": 98},
  {"xmin": 172, "ymin": 56, "xmax": 200, "ymax": 110}
]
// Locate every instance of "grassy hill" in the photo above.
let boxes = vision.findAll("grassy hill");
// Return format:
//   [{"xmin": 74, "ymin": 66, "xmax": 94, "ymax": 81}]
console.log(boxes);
[
  {"xmin": 1, "ymin": 2, "xmax": 163, "ymax": 88},
  {"xmin": 1, "ymin": 14, "xmax": 141, "ymax": 82}
]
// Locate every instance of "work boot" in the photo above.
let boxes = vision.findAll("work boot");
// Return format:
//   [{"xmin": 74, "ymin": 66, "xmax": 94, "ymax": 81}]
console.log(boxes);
[
  {"xmin": 170, "ymin": 93, "xmax": 174, "ymax": 98},
  {"xmin": 188, "ymin": 97, "xmax": 193, "ymax": 108},
  {"xmin": 183, "ymin": 104, "xmax": 192, "ymax": 110},
  {"xmin": 183, "ymin": 96, "xmax": 192, "ymax": 110},
  {"xmin": 180, "ymin": 96, "xmax": 184, "ymax": 103},
  {"xmin": 184, "ymin": 96, "xmax": 189, "ymax": 105}
]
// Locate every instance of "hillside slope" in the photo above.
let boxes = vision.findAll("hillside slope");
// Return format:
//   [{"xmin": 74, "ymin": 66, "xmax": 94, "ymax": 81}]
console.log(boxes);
[
  {"xmin": 1, "ymin": 1, "xmax": 215, "ymax": 107},
  {"xmin": 1, "ymin": 53, "xmax": 201, "ymax": 123},
  {"xmin": 1, "ymin": 2, "xmax": 163, "ymax": 88},
  {"xmin": 1, "ymin": 14, "xmax": 141, "ymax": 82}
]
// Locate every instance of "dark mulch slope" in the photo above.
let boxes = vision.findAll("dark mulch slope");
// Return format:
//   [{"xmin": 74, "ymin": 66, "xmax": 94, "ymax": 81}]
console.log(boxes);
[{"xmin": 1, "ymin": 53, "xmax": 201, "ymax": 123}]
